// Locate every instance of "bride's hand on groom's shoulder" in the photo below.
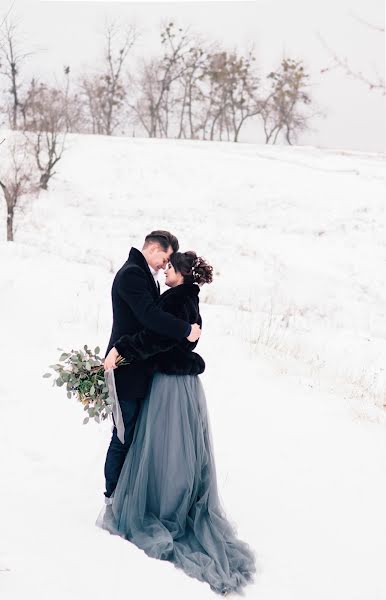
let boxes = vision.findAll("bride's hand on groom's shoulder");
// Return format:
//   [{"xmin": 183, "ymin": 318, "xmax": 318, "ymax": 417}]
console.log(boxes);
[
  {"xmin": 104, "ymin": 347, "xmax": 119, "ymax": 370},
  {"xmin": 187, "ymin": 323, "xmax": 201, "ymax": 342}
]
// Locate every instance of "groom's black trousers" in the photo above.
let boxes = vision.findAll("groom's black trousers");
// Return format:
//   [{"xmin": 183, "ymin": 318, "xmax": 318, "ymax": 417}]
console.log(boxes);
[{"xmin": 104, "ymin": 391, "xmax": 144, "ymax": 498}]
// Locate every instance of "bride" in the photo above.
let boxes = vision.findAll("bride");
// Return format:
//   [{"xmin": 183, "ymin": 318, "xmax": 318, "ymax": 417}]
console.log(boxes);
[{"xmin": 97, "ymin": 251, "xmax": 256, "ymax": 595}]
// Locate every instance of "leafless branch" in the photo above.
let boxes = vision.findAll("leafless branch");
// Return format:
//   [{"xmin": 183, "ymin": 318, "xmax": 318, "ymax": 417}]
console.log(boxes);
[
  {"xmin": 318, "ymin": 30, "xmax": 385, "ymax": 95},
  {"xmin": 349, "ymin": 11, "xmax": 385, "ymax": 33}
]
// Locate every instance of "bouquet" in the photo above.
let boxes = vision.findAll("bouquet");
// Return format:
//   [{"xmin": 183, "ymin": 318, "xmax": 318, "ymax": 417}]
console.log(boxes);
[{"xmin": 43, "ymin": 345, "xmax": 127, "ymax": 424}]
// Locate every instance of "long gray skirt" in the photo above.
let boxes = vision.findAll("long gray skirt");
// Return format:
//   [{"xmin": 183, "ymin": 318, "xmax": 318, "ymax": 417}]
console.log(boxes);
[{"xmin": 97, "ymin": 373, "xmax": 256, "ymax": 595}]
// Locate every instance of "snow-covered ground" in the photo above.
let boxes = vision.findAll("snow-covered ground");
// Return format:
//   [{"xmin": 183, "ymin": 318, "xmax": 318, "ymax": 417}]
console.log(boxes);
[{"xmin": 0, "ymin": 132, "xmax": 385, "ymax": 599}]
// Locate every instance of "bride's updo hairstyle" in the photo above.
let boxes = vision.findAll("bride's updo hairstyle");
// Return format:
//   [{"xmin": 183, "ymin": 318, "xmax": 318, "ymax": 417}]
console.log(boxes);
[{"xmin": 170, "ymin": 251, "xmax": 213, "ymax": 286}]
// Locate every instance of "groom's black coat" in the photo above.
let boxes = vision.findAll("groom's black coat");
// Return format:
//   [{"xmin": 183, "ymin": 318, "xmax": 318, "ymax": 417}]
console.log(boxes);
[
  {"xmin": 106, "ymin": 247, "xmax": 191, "ymax": 399},
  {"xmin": 114, "ymin": 283, "xmax": 205, "ymax": 376}
]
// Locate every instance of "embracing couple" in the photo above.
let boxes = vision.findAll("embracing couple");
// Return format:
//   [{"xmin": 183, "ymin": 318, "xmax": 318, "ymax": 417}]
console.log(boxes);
[{"xmin": 97, "ymin": 230, "xmax": 255, "ymax": 595}]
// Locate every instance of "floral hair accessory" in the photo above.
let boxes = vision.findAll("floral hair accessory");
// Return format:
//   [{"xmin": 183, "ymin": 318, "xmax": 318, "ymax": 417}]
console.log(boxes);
[{"xmin": 192, "ymin": 257, "xmax": 201, "ymax": 280}]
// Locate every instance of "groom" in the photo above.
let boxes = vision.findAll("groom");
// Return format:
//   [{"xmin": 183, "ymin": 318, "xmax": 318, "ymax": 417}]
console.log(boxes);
[{"xmin": 103, "ymin": 230, "xmax": 201, "ymax": 499}]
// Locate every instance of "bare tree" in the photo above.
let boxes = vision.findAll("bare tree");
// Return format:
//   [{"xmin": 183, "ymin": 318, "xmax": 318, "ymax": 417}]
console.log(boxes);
[
  {"xmin": 260, "ymin": 58, "xmax": 312, "ymax": 144},
  {"xmin": 221, "ymin": 50, "xmax": 261, "ymax": 142},
  {"xmin": 185, "ymin": 48, "xmax": 261, "ymax": 142},
  {"xmin": 127, "ymin": 59, "xmax": 159, "ymax": 137},
  {"xmin": 201, "ymin": 51, "xmax": 230, "ymax": 141},
  {"xmin": 21, "ymin": 78, "xmax": 67, "ymax": 189},
  {"xmin": 80, "ymin": 22, "xmax": 137, "ymax": 135},
  {"xmin": 174, "ymin": 39, "xmax": 211, "ymax": 139},
  {"xmin": 129, "ymin": 25, "xmax": 266, "ymax": 143},
  {"xmin": 0, "ymin": 17, "xmax": 31, "ymax": 129},
  {"xmin": 129, "ymin": 23, "xmax": 192, "ymax": 138},
  {"xmin": 62, "ymin": 65, "xmax": 87, "ymax": 133},
  {"xmin": 0, "ymin": 136, "xmax": 34, "ymax": 241}
]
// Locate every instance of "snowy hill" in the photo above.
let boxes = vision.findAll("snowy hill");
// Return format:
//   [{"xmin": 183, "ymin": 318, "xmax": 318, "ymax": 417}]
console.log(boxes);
[{"xmin": 0, "ymin": 133, "xmax": 385, "ymax": 600}]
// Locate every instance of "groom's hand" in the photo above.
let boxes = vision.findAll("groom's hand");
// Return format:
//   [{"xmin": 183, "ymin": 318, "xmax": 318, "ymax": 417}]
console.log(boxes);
[
  {"xmin": 187, "ymin": 323, "xmax": 201, "ymax": 342},
  {"xmin": 104, "ymin": 347, "xmax": 119, "ymax": 370}
]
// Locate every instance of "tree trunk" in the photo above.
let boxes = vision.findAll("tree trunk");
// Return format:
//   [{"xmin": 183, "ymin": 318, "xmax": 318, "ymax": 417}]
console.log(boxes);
[
  {"xmin": 11, "ymin": 60, "xmax": 19, "ymax": 129},
  {"xmin": 0, "ymin": 181, "xmax": 14, "ymax": 241},
  {"xmin": 7, "ymin": 206, "xmax": 14, "ymax": 241},
  {"xmin": 177, "ymin": 85, "xmax": 188, "ymax": 138},
  {"xmin": 39, "ymin": 171, "xmax": 49, "ymax": 190},
  {"xmin": 188, "ymin": 83, "xmax": 194, "ymax": 138},
  {"xmin": 273, "ymin": 126, "xmax": 282, "ymax": 144},
  {"xmin": 210, "ymin": 111, "xmax": 221, "ymax": 141}
]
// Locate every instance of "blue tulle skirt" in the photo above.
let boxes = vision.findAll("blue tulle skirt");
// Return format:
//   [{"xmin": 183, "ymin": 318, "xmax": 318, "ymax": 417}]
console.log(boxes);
[{"xmin": 96, "ymin": 373, "xmax": 256, "ymax": 594}]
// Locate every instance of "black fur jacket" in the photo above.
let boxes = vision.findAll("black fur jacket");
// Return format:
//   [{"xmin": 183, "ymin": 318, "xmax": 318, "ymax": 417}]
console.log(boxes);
[{"xmin": 114, "ymin": 283, "xmax": 205, "ymax": 376}]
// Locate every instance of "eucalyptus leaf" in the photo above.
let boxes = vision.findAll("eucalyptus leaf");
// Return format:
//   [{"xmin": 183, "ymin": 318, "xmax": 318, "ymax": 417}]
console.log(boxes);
[{"xmin": 47, "ymin": 343, "xmax": 118, "ymax": 427}]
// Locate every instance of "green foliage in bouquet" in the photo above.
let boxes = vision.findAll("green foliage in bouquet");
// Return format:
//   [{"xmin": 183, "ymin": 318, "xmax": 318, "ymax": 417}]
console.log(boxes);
[{"xmin": 43, "ymin": 345, "xmax": 126, "ymax": 425}]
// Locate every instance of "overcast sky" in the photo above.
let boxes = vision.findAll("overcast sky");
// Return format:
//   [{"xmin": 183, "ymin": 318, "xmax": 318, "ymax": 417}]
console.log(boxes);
[{"xmin": 1, "ymin": 0, "xmax": 385, "ymax": 151}]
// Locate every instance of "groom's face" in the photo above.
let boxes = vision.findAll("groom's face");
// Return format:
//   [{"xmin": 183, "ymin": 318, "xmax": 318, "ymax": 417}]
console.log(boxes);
[{"xmin": 148, "ymin": 244, "xmax": 173, "ymax": 271}]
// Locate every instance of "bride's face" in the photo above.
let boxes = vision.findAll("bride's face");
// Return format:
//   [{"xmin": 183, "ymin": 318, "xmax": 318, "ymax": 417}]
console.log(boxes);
[{"xmin": 164, "ymin": 262, "xmax": 184, "ymax": 288}]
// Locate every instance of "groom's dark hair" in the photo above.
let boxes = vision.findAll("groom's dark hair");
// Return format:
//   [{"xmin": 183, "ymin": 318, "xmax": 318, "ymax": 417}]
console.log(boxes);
[{"xmin": 143, "ymin": 230, "xmax": 179, "ymax": 254}]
